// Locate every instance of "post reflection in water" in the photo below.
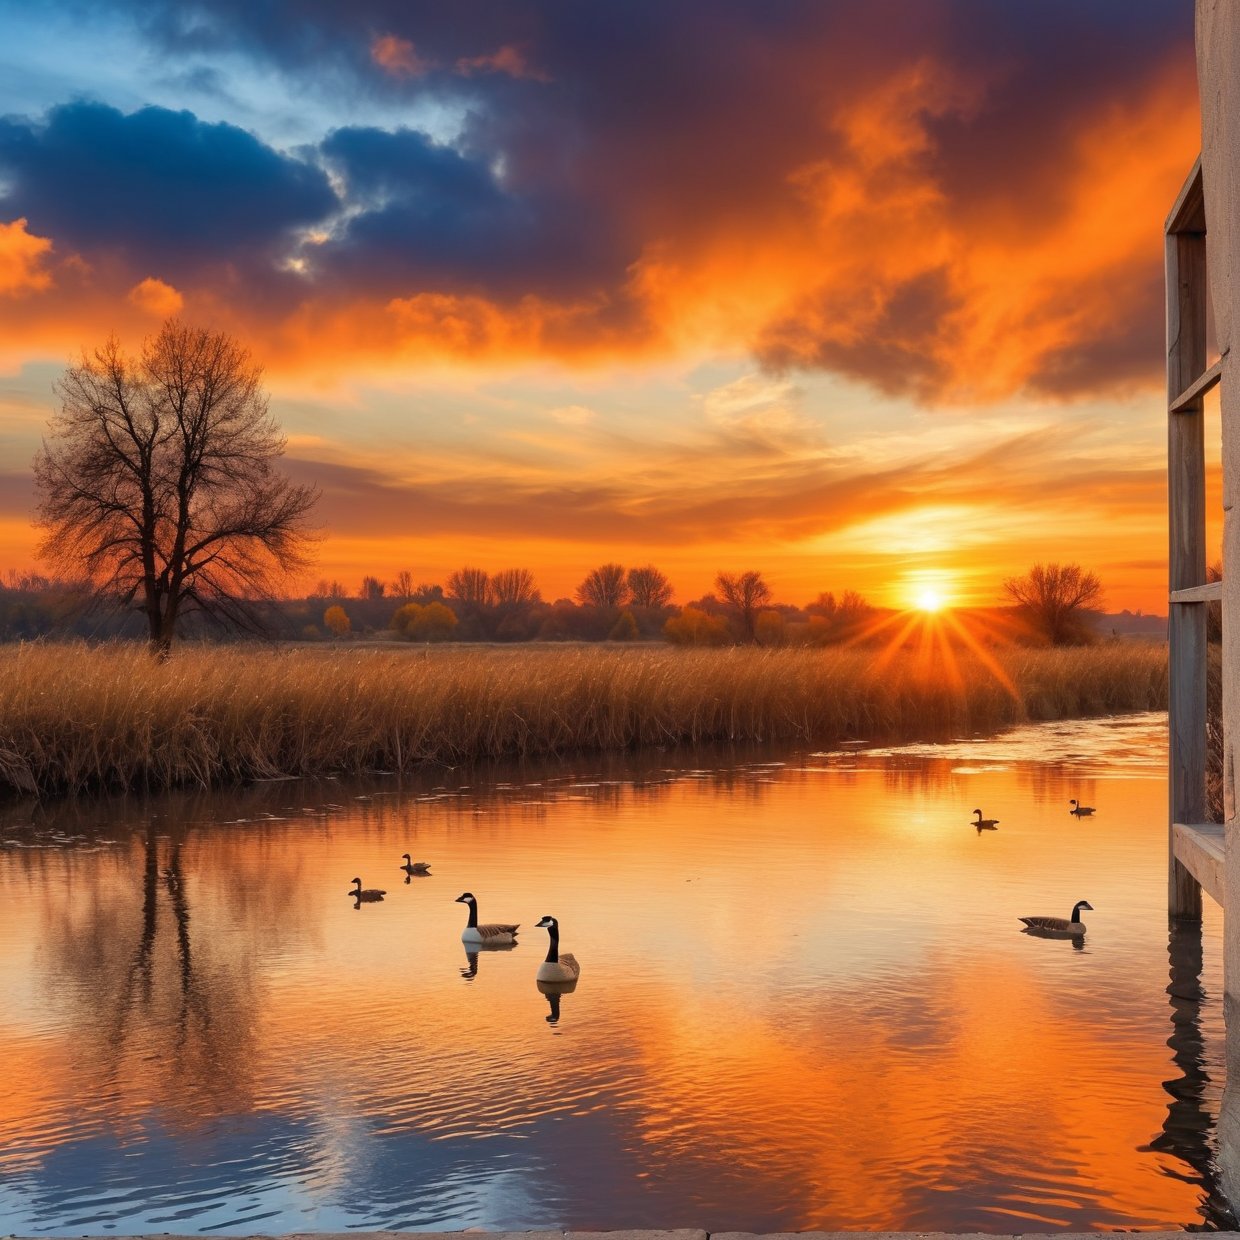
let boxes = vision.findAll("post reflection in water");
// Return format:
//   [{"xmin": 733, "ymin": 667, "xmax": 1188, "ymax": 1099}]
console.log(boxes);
[
  {"xmin": 1159, "ymin": 920, "xmax": 1236, "ymax": 1228},
  {"xmin": 0, "ymin": 712, "xmax": 1232, "ymax": 1234}
]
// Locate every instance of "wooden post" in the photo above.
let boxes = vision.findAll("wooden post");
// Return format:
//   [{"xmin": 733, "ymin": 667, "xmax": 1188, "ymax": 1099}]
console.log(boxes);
[{"xmin": 1168, "ymin": 224, "xmax": 1208, "ymax": 920}]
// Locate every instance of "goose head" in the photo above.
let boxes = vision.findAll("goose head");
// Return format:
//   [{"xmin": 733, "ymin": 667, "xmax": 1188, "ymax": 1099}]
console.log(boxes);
[
  {"xmin": 1075, "ymin": 899, "xmax": 1094, "ymax": 913},
  {"xmin": 536, "ymin": 915, "xmax": 558, "ymax": 930},
  {"xmin": 402, "ymin": 853, "xmax": 412, "ymax": 863},
  {"xmin": 972, "ymin": 808, "xmax": 983, "ymax": 817},
  {"xmin": 350, "ymin": 877, "xmax": 362, "ymax": 888},
  {"xmin": 455, "ymin": 892, "xmax": 476, "ymax": 905}
]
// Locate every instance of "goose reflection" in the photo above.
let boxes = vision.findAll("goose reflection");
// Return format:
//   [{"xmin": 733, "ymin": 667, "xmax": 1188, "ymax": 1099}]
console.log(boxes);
[
  {"xmin": 459, "ymin": 940, "xmax": 518, "ymax": 980},
  {"xmin": 537, "ymin": 976, "xmax": 578, "ymax": 1025}
]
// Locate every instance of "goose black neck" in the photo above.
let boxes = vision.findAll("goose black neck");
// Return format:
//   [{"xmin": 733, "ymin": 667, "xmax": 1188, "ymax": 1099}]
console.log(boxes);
[
  {"xmin": 1071, "ymin": 902, "xmax": 1085, "ymax": 922},
  {"xmin": 544, "ymin": 923, "xmax": 560, "ymax": 964},
  {"xmin": 465, "ymin": 902, "xmax": 478, "ymax": 928}
]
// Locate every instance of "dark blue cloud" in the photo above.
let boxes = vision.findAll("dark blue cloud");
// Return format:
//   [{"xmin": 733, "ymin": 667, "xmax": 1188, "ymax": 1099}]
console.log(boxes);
[
  {"xmin": 0, "ymin": 101, "xmax": 337, "ymax": 274},
  {"xmin": 315, "ymin": 125, "xmax": 629, "ymax": 298}
]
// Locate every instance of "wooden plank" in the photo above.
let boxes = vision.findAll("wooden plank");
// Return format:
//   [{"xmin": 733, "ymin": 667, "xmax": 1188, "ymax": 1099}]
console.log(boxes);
[
  {"xmin": 1172, "ymin": 823, "xmax": 1225, "ymax": 908},
  {"xmin": 1167, "ymin": 227, "xmax": 1208, "ymax": 920},
  {"xmin": 1170, "ymin": 354, "xmax": 1226, "ymax": 413},
  {"xmin": 1166, "ymin": 155, "xmax": 1205, "ymax": 234},
  {"xmin": 1170, "ymin": 581, "xmax": 1224, "ymax": 603}
]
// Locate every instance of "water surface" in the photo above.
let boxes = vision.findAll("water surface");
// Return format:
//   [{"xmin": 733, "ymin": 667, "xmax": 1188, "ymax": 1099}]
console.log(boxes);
[{"xmin": 0, "ymin": 712, "xmax": 1227, "ymax": 1232}]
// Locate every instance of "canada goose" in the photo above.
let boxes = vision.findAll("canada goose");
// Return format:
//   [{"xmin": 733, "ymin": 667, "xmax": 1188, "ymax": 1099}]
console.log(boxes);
[
  {"xmin": 1020, "ymin": 899, "xmax": 1093, "ymax": 936},
  {"xmin": 1069, "ymin": 799, "xmax": 1096, "ymax": 817},
  {"xmin": 455, "ymin": 892, "xmax": 519, "ymax": 945},
  {"xmin": 535, "ymin": 915, "xmax": 581, "ymax": 982},
  {"xmin": 400, "ymin": 854, "xmax": 432, "ymax": 874},
  {"xmin": 972, "ymin": 809, "xmax": 999, "ymax": 830},
  {"xmin": 349, "ymin": 877, "xmax": 386, "ymax": 902}
]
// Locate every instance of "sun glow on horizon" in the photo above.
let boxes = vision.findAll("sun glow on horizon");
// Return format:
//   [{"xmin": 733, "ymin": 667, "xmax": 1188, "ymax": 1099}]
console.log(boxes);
[{"xmin": 916, "ymin": 588, "xmax": 945, "ymax": 613}]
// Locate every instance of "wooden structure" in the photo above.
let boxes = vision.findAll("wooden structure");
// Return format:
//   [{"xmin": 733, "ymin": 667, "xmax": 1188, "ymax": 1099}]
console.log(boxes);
[{"xmin": 1166, "ymin": 157, "xmax": 1226, "ymax": 918}]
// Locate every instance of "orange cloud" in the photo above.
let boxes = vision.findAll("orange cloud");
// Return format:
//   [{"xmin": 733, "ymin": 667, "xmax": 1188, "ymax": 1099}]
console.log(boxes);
[
  {"xmin": 127, "ymin": 276, "xmax": 183, "ymax": 317},
  {"xmin": 633, "ymin": 58, "xmax": 1199, "ymax": 404},
  {"xmin": 370, "ymin": 34, "xmax": 430, "ymax": 77},
  {"xmin": 0, "ymin": 218, "xmax": 53, "ymax": 297},
  {"xmin": 456, "ymin": 44, "xmax": 550, "ymax": 82}
]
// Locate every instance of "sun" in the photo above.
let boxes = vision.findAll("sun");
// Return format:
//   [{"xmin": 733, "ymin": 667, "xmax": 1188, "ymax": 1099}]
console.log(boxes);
[{"xmin": 916, "ymin": 588, "xmax": 945, "ymax": 613}]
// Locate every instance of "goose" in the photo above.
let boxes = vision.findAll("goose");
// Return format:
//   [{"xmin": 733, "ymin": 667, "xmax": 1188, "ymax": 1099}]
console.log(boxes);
[
  {"xmin": 401, "ymin": 854, "xmax": 432, "ymax": 875},
  {"xmin": 535, "ymin": 915, "xmax": 581, "ymax": 983},
  {"xmin": 972, "ymin": 809, "xmax": 999, "ymax": 830},
  {"xmin": 349, "ymin": 877, "xmax": 386, "ymax": 902},
  {"xmin": 455, "ymin": 892, "xmax": 519, "ymax": 945},
  {"xmin": 1020, "ymin": 899, "xmax": 1093, "ymax": 936},
  {"xmin": 1069, "ymin": 799, "xmax": 1096, "ymax": 817}
]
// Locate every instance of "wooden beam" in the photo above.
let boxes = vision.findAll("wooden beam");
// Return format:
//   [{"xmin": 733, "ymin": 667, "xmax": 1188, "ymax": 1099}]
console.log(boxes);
[
  {"xmin": 1166, "ymin": 155, "xmax": 1205, "ymax": 235},
  {"xmin": 1172, "ymin": 823, "xmax": 1226, "ymax": 907},
  {"xmin": 1170, "ymin": 354, "xmax": 1226, "ymax": 413},
  {"xmin": 1170, "ymin": 581, "xmax": 1224, "ymax": 603},
  {"xmin": 1167, "ymin": 226, "xmax": 1208, "ymax": 920}
]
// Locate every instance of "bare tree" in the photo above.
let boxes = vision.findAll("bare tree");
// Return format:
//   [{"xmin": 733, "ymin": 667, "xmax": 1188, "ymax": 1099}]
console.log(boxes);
[
  {"xmin": 34, "ymin": 321, "xmax": 317, "ymax": 654},
  {"xmin": 1002, "ymin": 562, "xmax": 1103, "ymax": 645},
  {"xmin": 491, "ymin": 567, "xmax": 540, "ymax": 606},
  {"xmin": 627, "ymin": 564, "xmax": 674, "ymax": 608},
  {"xmin": 447, "ymin": 566, "xmax": 492, "ymax": 606},
  {"xmin": 360, "ymin": 575, "xmax": 386, "ymax": 600},
  {"xmin": 394, "ymin": 569, "xmax": 414, "ymax": 600},
  {"xmin": 716, "ymin": 569, "xmax": 772, "ymax": 642},
  {"xmin": 577, "ymin": 563, "xmax": 630, "ymax": 608}
]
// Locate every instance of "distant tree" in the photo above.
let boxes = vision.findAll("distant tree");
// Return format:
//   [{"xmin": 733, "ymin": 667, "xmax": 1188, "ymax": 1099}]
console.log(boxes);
[
  {"xmin": 392, "ymin": 600, "xmax": 458, "ymax": 641},
  {"xmin": 324, "ymin": 604, "xmax": 351, "ymax": 637},
  {"xmin": 33, "ymin": 320, "xmax": 318, "ymax": 655},
  {"xmin": 394, "ymin": 570, "xmax": 414, "ymax": 600},
  {"xmin": 577, "ymin": 562, "xmax": 630, "ymax": 608},
  {"xmin": 627, "ymin": 564, "xmax": 674, "ymax": 608},
  {"xmin": 411, "ymin": 582, "xmax": 445, "ymax": 604},
  {"xmin": 664, "ymin": 606, "xmax": 731, "ymax": 646},
  {"xmin": 360, "ymin": 575, "xmax": 386, "ymax": 600},
  {"xmin": 1002, "ymin": 562, "xmax": 1103, "ymax": 645},
  {"xmin": 715, "ymin": 570, "xmax": 772, "ymax": 642},
  {"xmin": 491, "ymin": 567, "xmax": 540, "ymax": 606},
  {"xmin": 609, "ymin": 609, "xmax": 639, "ymax": 641},
  {"xmin": 755, "ymin": 609, "xmax": 786, "ymax": 646},
  {"xmin": 806, "ymin": 589, "xmax": 871, "ymax": 640},
  {"xmin": 447, "ymin": 566, "xmax": 491, "ymax": 606}
]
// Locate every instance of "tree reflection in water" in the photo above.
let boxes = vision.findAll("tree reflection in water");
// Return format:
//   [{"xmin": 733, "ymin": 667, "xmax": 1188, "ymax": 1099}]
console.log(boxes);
[{"xmin": 39, "ymin": 815, "xmax": 269, "ymax": 1124}]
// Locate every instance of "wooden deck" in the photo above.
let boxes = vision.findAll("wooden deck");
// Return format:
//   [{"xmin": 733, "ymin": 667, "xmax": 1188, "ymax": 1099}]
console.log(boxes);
[{"xmin": 1173, "ymin": 822, "xmax": 1226, "ymax": 908}]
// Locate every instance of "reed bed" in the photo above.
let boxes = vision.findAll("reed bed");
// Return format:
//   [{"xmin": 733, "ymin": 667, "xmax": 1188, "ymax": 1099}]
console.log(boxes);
[{"xmin": 0, "ymin": 641, "xmax": 1169, "ymax": 797}]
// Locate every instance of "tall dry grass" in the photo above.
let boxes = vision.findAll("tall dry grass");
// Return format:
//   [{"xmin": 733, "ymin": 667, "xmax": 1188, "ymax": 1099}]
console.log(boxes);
[{"xmin": 0, "ymin": 641, "xmax": 1169, "ymax": 797}]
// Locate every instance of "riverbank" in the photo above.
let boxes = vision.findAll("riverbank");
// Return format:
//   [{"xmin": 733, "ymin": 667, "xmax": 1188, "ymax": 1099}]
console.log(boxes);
[{"xmin": 0, "ymin": 641, "xmax": 1168, "ymax": 797}]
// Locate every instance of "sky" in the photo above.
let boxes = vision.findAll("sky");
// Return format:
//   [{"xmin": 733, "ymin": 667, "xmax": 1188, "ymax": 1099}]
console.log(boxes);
[{"xmin": 0, "ymin": 0, "xmax": 1207, "ymax": 611}]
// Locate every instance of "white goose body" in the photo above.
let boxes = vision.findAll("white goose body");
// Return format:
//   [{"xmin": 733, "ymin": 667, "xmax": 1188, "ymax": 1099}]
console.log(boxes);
[
  {"xmin": 535, "ymin": 915, "xmax": 581, "ymax": 982},
  {"xmin": 1020, "ymin": 899, "xmax": 1093, "ymax": 936},
  {"xmin": 455, "ymin": 892, "xmax": 519, "ymax": 945}
]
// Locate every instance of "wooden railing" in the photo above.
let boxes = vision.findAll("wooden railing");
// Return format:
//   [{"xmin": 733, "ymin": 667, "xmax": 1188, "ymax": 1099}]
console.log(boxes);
[{"xmin": 1166, "ymin": 155, "xmax": 1224, "ymax": 917}]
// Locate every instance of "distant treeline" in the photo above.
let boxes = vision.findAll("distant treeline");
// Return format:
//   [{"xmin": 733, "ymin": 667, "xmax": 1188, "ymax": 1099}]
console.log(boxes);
[{"xmin": 0, "ymin": 564, "xmax": 1163, "ymax": 647}]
